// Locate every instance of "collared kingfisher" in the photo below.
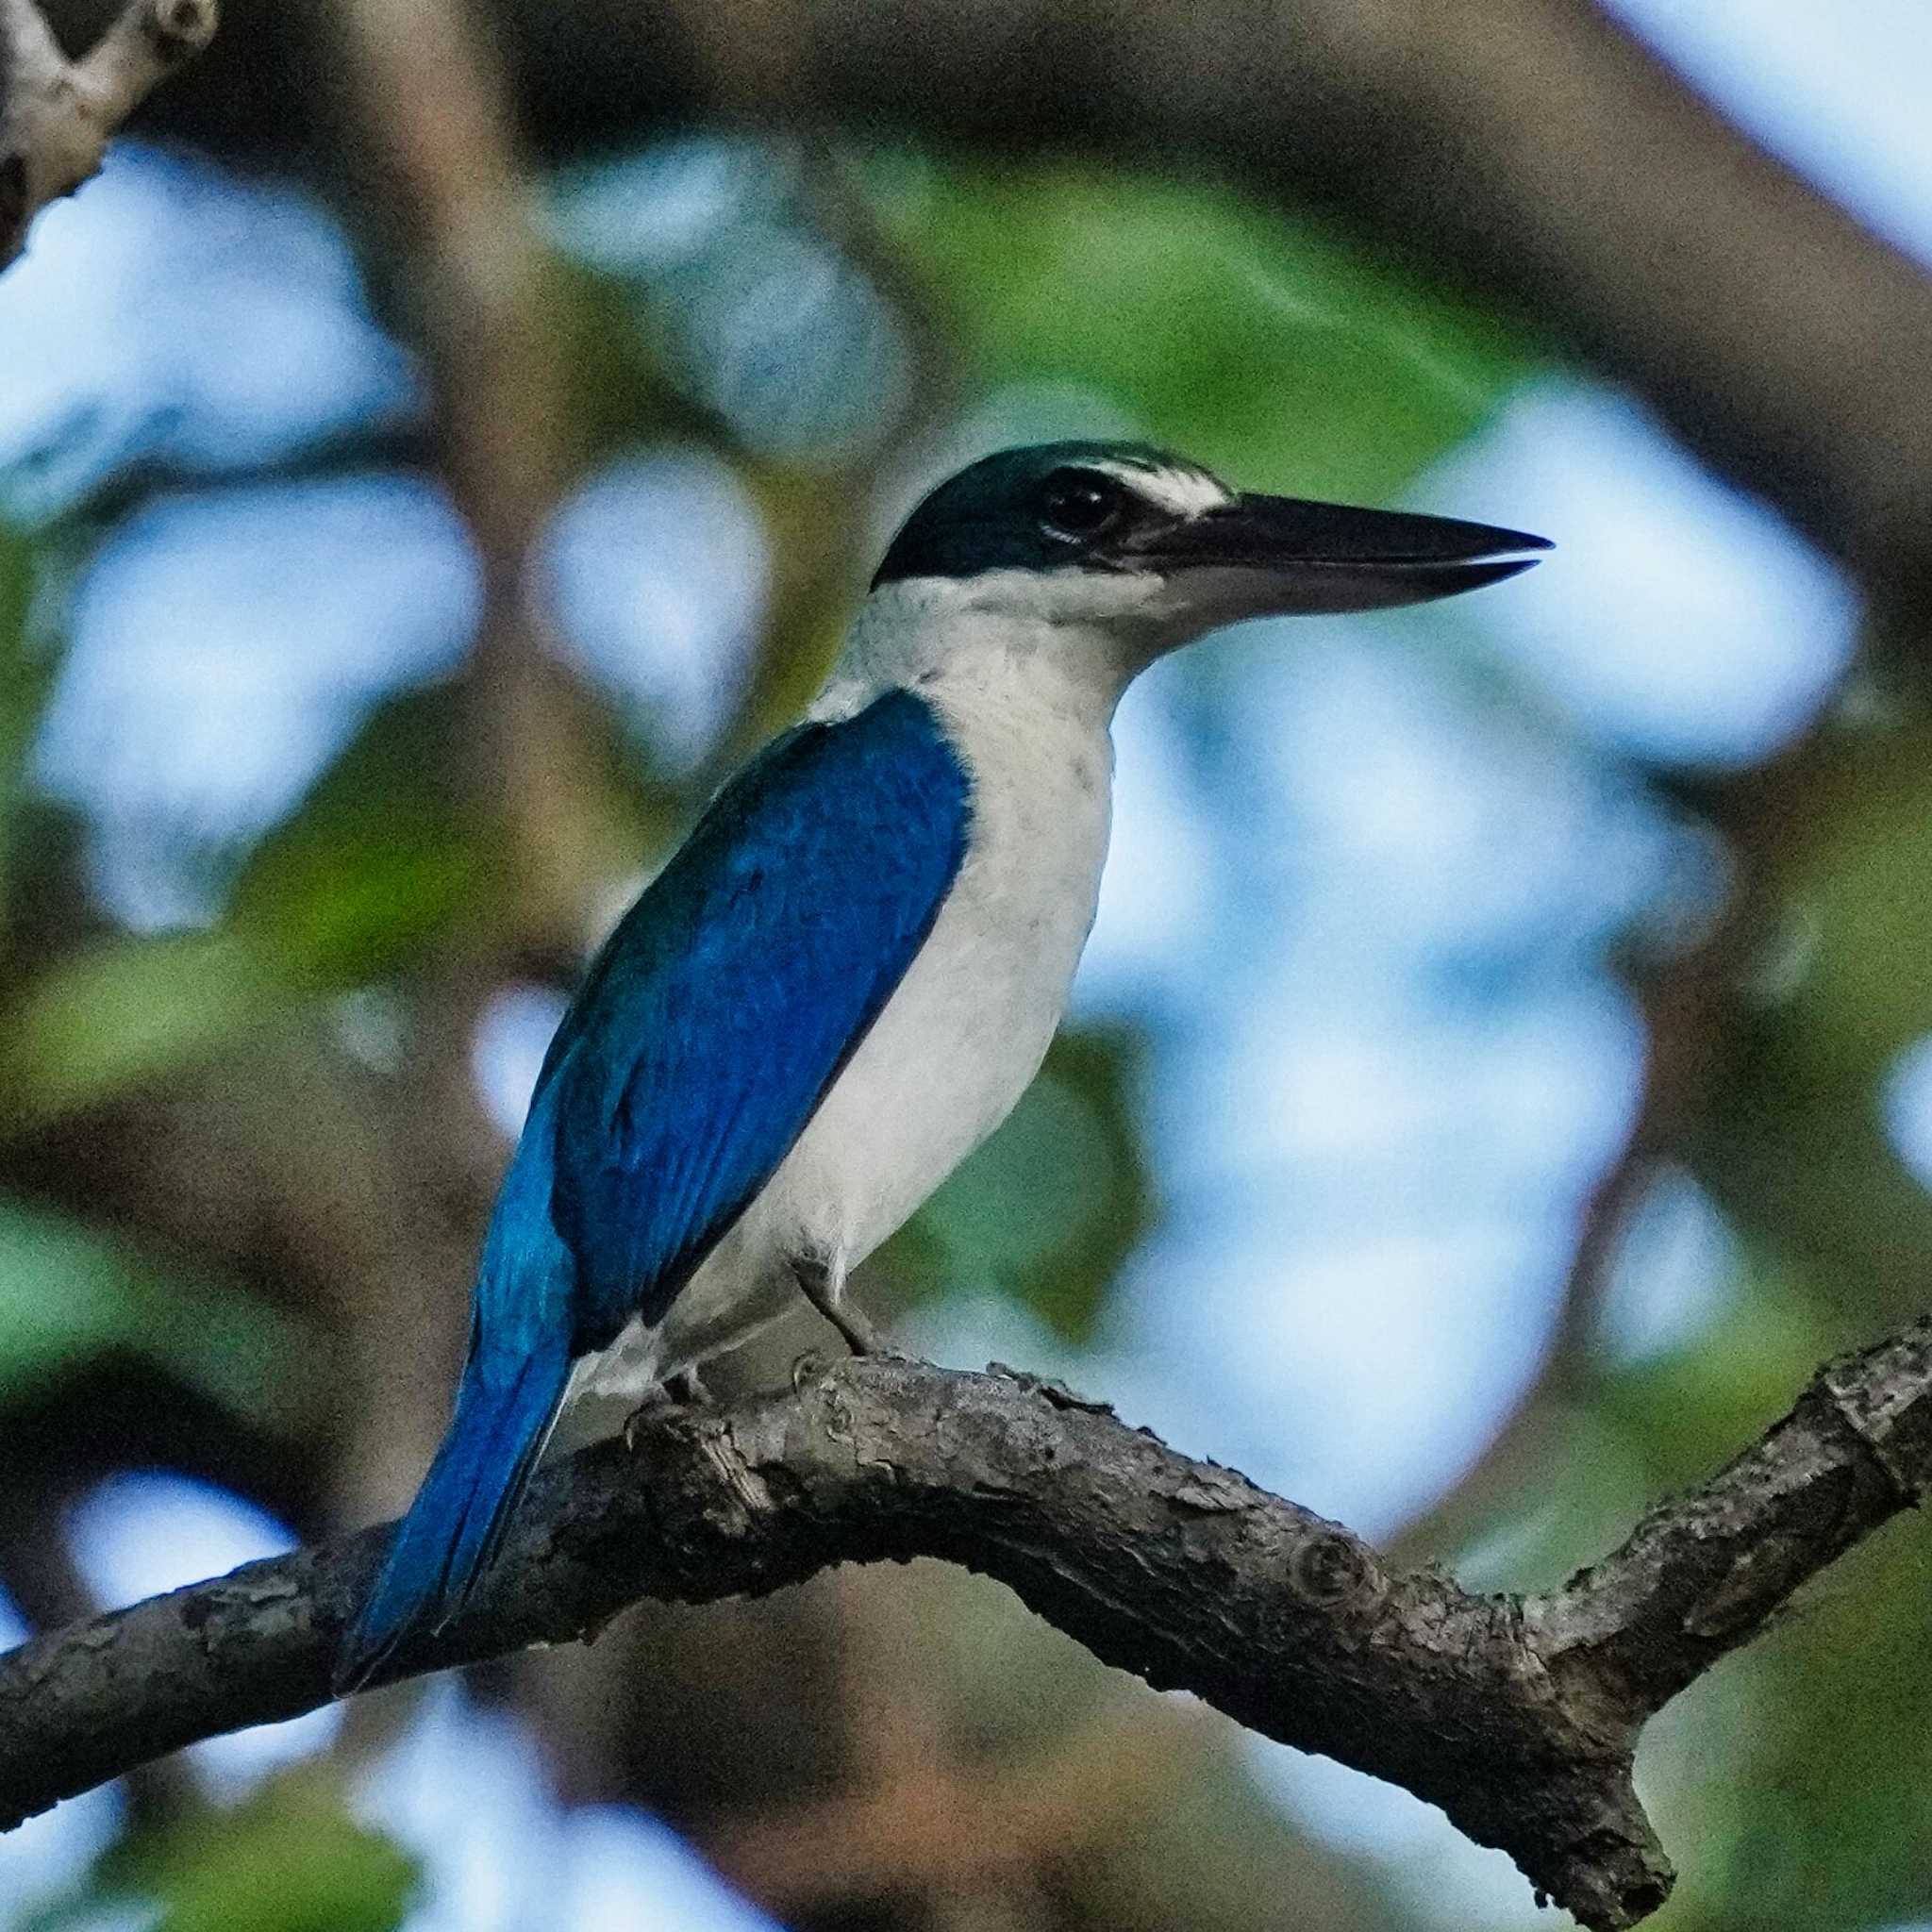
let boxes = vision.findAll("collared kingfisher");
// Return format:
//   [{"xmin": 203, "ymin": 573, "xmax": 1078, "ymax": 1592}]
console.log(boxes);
[{"xmin": 335, "ymin": 441, "xmax": 1547, "ymax": 1692}]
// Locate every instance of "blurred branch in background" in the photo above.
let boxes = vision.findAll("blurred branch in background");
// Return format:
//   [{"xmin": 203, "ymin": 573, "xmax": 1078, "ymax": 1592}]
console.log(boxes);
[
  {"xmin": 8, "ymin": 1332, "xmax": 1932, "ymax": 1930},
  {"xmin": 0, "ymin": 0, "xmax": 215, "ymax": 269},
  {"xmin": 707, "ymin": 1690, "xmax": 1212, "ymax": 1919},
  {"xmin": 4, "ymin": 1, "xmax": 1932, "ymax": 1929},
  {"xmin": 49, "ymin": 0, "xmax": 1932, "ymax": 615},
  {"xmin": 693, "ymin": 142, "xmax": 961, "ymax": 773},
  {"xmin": 671, "ymin": 0, "xmax": 1932, "ymax": 616},
  {"xmin": 314, "ymin": 0, "xmax": 575, "ymax": 1532},
  {"xmin": 1393, "ymin": 813, "xmax": 1769, "ymax": 1562},
  {"xmin": 327, "ymin": 0, "xmax": 608, "ymax": 952}
]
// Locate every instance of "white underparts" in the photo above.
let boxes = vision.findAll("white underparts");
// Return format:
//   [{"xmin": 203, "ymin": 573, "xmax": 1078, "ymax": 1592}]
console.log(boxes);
[{"xmin": 581, "ymin": 580, "xmax": 1123, "ymax": 1397}]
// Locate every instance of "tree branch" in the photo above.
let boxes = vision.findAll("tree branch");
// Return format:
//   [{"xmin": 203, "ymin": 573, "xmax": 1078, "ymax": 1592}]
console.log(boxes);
[
  {"xmin": 0, "ymin": 0, "xmax": 216, "ymax": 269},
  {"xmin": 42, "ymin": 0, "xmax": 1932, "ymax": 616},
  {"xmin": 568, "ymin": 0, "xmax": 1932, "ymax": 616},
  {"xmin": 3, "ymin": 1329, "xmax": 1930, "ymax": 1926}
]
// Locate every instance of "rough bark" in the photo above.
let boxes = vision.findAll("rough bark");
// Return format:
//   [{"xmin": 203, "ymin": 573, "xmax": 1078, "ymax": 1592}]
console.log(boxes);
[
  {"xmin": 3, "ymin": 1330, "xmax": 1930, "ymax": 1929},
  {"xmin": 0, "ymin": 0, "xmax": 215, "ymax": 267}
]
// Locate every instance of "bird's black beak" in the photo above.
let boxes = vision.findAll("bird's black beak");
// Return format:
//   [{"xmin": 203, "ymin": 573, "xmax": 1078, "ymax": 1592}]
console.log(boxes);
[{"xmin": 1126, "ymin": 493, "xmax": 1551, "ymax": 615}]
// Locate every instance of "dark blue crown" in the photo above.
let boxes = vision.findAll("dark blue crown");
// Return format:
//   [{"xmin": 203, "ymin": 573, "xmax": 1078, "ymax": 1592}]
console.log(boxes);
[{"xmin": 873, "ymin": 441, "xmax": 1202, "ymax": 587}]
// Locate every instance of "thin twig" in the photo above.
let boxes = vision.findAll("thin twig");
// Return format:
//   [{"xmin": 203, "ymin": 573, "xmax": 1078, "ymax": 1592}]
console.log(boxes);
[
  {"xmin": 0, "ymin": 0, "xmax": 217, "ymax": 269},
  {"xmin": 1394, "ymin": 870, "xmax": 1765, "ymax": 1561}
]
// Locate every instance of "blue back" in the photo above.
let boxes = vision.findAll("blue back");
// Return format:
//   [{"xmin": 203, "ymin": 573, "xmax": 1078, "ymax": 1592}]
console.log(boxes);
[
  {"xmin": 477, "ymin": 687, "xmax": 974, "ymax": 1355},
  {"xmin": 335, "ymin": 690, "xmax": 969, "ymax": 1690}
]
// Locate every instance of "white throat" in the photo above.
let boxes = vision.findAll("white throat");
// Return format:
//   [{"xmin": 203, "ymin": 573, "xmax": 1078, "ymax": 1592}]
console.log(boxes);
[{"xmin": 810, "ymin": 573, "xmax": 1167, "ymax": 731}]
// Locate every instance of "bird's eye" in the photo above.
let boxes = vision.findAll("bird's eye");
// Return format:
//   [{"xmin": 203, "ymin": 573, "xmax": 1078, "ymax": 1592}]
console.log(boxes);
[{"xmin": 1039, "ymin": 471, "xmax": 1128, "ymax": 541}]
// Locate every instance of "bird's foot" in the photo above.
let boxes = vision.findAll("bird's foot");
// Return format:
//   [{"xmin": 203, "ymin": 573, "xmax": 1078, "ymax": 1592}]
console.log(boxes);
[
  {"xmin": 790, "ymin": 1341, "xmax": 919, "ymax": 1402},
  {"xmin": 824, "ymin": 1298, "xmax": 887, "ymax": 1357},
  {"xmin": 666, "ymin": 1365, "xmax": 710, "ymax": 1407},
  {"xmin": 791, "ymin": 1254, "xmax": 893, "ymax": 1358},
  {"xmin": 623, "ymin": 1368, "xmax": 710, "ymax": 1451}
]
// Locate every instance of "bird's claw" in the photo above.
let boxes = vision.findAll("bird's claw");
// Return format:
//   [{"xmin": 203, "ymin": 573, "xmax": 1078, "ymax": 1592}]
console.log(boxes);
[
  {"xmin": 791, "ymin": 1348, "xmax": 829, "ymax": 1397},
  {"xmin": 827, "ymin": 1304, "xmax": 888, "ymax": 1357},
  {"xmin": 625, "ymin": 1367, "xmax": 712, "ymax": 1449},
  {"xmin": 665, "ymin": 1365, "xmax": 710, "ymax": 1407}
]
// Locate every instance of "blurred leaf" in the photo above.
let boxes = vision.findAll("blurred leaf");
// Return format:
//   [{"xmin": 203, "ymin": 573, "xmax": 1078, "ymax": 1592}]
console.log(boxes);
[
  {"xmin": 1649, "ymin": 1513, "xmax": 1932, "ymax": 1932},
  {"xmin": 2, "ymin": 930, "xmax": 283, "ymax": 1125},
  {"xmin": 77, "ymin": 1775, "xmax": 419, "ymax": 1932},
  {"xmin": 1696, "ymin": 1006, "xmax": 1932, "ymax": 1334},
  {"xmin": 1670, "ymin": 721, "xmax": 1932, "ymax": 1332},
  {"xmin": 0, "ymin": 1195, "xmax": 311, "ymax": 1424},
  {"xmin": 901, "ymin": 1024, "xmax": 1155, "ymax": 1342},
  {"xmin": 1598, "ymin": 1274, "xmax": 1834, "ymax": 1494},
  {"xmin": 866, "ymin": 157, "xmax": 1539, "ymax": 500},
  {"xmin": 1456, "ymin": 1262, "xmax": 1841, "ymax": 1598},
  {"xmin": 229, "ymin": 684, "xmax": 486, "ymax": 966},
  {"xmin": 551, "ymin": 142, "xmax": 916, "ymax": 465},
  {"xmin": 550, "ymin": 253, "xmax": 729, "ymax": 459},
  {"xmin": 3, "ymin": 689, "xmax": 489, "ymax": 1125},
  {"xmin": 1784, "ymin": 723, "xmax": 1932, "ymax": 1074},
  {"xmin": 0, "ymin": 516, "xmax": 45, "ymax": 928}
]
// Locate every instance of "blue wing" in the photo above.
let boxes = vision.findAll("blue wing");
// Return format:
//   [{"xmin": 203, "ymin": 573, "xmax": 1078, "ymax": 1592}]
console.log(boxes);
[
  {"xmin": 529, "ymin": 687, "xmax": 973, "ymax": 1348},
  {"xmin": 334, "ymin": 690, "xmax": 968, "ymax": 1692}
]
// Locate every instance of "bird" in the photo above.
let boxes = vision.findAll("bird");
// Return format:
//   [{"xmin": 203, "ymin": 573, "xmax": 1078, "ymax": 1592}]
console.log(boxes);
[{"xmin": 333, "ymin": 440, "xmax": 1548, "ymax": 1693}]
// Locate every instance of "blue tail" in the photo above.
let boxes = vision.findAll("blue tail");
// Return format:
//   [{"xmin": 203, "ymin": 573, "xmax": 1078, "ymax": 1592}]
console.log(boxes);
[{"xmin": 333, "ymin": 1341, "xmax": 573, "ymax": 1695}]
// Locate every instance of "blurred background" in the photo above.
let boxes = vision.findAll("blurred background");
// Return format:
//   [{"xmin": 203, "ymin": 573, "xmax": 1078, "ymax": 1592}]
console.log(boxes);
[{"xmin": 4, "ymin": 0, "xmax": 1932, "ymax": 1927}]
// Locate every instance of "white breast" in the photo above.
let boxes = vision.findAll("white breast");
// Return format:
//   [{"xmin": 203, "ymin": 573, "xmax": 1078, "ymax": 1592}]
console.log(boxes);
[
  {"xmin": 582, "ymin": 578, "xmax": 1131, "ymax": 1393},
  {"xmin": 766, "ymin": 664, "xmax": 1113, "ymax": 1264}
]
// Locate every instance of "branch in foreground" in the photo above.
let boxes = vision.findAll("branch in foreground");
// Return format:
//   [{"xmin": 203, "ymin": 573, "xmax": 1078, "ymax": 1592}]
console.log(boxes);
[
  {"xmin": 0, "ymin": 0, "xmax": 216, "ymax": 269},
  {"xmin": 2, "ymin": 1331, "xmax": 1929, "ymax": 1928}
]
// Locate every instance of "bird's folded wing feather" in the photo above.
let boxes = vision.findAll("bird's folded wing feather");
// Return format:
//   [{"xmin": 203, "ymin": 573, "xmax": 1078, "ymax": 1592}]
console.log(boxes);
[{"xmin": 541, "ymin": 690, "xmax": 973, "ymax": 1344}]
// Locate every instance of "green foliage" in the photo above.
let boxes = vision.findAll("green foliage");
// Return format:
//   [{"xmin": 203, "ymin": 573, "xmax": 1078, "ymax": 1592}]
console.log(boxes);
[
  {"xmin": 2, "ymin": 687, "xmax": 487, "ymax": 1126},
  {"xmin": 140, "ymin": 1785, "xmax": 416, "ymax": 1932},
  {"xmin": 0, "ymin": 1194, "xmax": 309, "ymax": 1423},
  {"xmin": 26, "ymin": 1777, "xmax": 419, "ymax": 1932},
  {"xmin": 226, "ymin": 686, "xmax": 493, "ymax": 975},
  {"xmin": 1785, "ymin": 722, "xmax": 1932, "ymax": 1074},
  {"xmin": 867, "ymin": 157, "xmax": 1539, "ymax": 500},
  {"xmin": 891, "ymin": 1025, "xmax": 1154, "ymax": 1343},
  {"xmin": 1601, "ymin": 1289, "xmax": 1832, "ymax": 1492},
  {"xmin": 3, "ymin": 931, "xmax": 281, "ymax": 1126},
  {"xmin": 0, "ymin": 517, "xmax": 45, "ymax": 932},
  {"xmin": 1624, "ymin": 1505, "xmax": 1932, "ymax": 1932},
  {"xmin": 1718, "ymin": 1523, "xmax": 1932, "ymax": 1931},
  {"xmin": 546, "ymin": 253, "xmax": 724, "ymax": 461}
]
